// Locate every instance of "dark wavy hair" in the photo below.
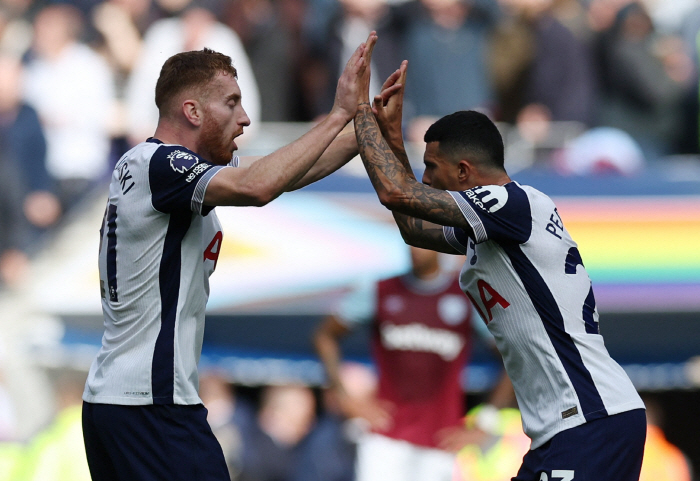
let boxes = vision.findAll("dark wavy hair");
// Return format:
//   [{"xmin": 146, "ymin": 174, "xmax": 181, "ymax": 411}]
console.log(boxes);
[{"xmin": 424, "ymin": 110, "xmax": 505, "ymax": 171}]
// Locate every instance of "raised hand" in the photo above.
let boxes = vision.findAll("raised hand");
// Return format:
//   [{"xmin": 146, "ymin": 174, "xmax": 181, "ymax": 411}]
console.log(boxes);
[
  {"xmin": 373, "ymin": 60, "xmax": 407, "ymax": 140},
  {"xmin": 356, "ymin": 31, "xmax": 378, "ymax": 106},
  {"xmin": 332, "ymin": 31, "xmax": 378, "ymax": 122}
]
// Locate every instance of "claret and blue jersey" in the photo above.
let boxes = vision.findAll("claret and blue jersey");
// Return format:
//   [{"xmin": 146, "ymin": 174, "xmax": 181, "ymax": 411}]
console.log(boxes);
[
  {"xmin": 84, "ymin": 139, "xmax": 235, "ymax": 406},
  {"xmin": 443, "ymin": 182, "xmax": 644, "ymax": 449}
]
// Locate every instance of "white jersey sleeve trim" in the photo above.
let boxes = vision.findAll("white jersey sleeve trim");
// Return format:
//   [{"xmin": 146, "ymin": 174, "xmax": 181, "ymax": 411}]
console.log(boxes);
[
  {"xmin": 443, "ymin": 226, "xmax": 467, "ymax": 254},
  {"xmin": 448, "ymin": 191, "xmax": 488, "ymax": 243},
  {"xmin": 192, "ymin": 165, "xmax": 226, "ymax": 214}
]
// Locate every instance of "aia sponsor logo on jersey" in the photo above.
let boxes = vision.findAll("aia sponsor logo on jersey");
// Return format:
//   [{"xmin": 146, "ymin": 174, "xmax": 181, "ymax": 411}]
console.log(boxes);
[
  {"xmin": 168, "ymin": 150, "xmax": 199, "ymax": 173},
  {"xmin": 464, "ymin": 185, "xmax": 509, "ymax": 213}
]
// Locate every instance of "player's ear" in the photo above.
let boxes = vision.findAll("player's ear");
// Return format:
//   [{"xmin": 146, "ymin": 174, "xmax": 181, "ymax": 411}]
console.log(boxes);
[
  {"xmin": 457, "ymin": 159, "xmax": 474, "ymax": 184},
  {"xmin": 182, "ymin": 99, "xmax": 202, "ymax": 127}
]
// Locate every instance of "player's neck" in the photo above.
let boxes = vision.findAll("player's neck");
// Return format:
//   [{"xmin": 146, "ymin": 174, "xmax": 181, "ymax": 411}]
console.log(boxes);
[
  {"xmin": 153, "ymin": 119, "xmax": 198, "ymax": 152},
  {"xmin": 466, "ymin": 171, "xmax": 511, "ymax": 190}
]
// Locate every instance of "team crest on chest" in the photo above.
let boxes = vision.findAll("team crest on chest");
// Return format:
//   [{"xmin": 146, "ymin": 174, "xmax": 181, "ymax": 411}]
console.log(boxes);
[{"xmin": 168, "ymin": 150, "xmax": 200, "ymax": 173}]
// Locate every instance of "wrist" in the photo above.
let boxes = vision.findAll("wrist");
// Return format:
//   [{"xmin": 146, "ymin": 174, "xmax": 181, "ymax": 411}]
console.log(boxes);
[{"xmin": 326, "ymin": 108, "xmax": 353, "ymax": 129}]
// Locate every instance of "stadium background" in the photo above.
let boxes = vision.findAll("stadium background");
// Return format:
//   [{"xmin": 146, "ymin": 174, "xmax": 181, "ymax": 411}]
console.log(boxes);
[{"xmin": 1, "ymin": 0, "xmax": 700, "ymax": 478}]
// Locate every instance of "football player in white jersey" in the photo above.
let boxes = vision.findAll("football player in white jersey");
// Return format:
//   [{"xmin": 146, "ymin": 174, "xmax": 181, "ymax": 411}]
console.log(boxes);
[
  {"xmin": 82, "ymin": 41, "xmax": 380, "ymax": 481},
  {"xmin": 350, "ymin": 35, "xmax": 646, "ymax": 481}
]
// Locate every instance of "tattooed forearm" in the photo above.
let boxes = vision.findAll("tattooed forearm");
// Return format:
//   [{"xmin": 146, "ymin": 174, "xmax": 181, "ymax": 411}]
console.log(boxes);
[
  {"xmin": 392, "ymin": 212, "xmax": 457, "ymax": 253},
  {"xmin": 354, "ymin": 105, "xmax": 409, "ymax": 197},
  {"xmin": 354, "ymin": 105, "xmax": 471, "ymax": 233}
]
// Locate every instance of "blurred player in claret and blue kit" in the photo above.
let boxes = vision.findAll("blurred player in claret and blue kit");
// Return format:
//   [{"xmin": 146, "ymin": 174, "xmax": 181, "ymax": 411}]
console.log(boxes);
[
  {"xmin": 81, "ymin": 39, "xmax": 377, "ymax": 480},
  {"xmin": 315, "ymin": 245, "xmax": 514, "ymax": 481},
  {"xmin": 352, "ymin": 32, "xmax": 646, "ymax": 481}
]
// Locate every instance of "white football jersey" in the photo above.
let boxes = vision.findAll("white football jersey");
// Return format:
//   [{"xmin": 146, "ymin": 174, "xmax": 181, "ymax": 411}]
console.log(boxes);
[
  {"xmin": 443, "ymin": 182, "xmax": 644, "ymax": 449},
  {"xmin": 83, "ymin": 139, "xmax": 234, "ymax": 405}
]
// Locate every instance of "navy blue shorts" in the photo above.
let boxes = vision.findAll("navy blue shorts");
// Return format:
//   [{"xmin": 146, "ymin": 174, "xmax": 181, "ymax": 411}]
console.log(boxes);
[
  {"xmin": 82, "ymin": 401, "xmax": 230, "ymax": 481},
  {"xmin": 512, "ymin": 409, "xmax": 646, "ymax": 481}
]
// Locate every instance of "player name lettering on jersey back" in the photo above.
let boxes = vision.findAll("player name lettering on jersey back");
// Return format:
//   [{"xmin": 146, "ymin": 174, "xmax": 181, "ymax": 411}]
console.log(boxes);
[
  {"xmin": 379, "ymin": 323, "xmax": 464, "ymax": 361},
  {"xmin": 117, "ymin": 160, "xmax": 135, "ymax": 195},
  {"xmin": 546, "ymin": 208, "xmax": 564, "ymax": 239}
]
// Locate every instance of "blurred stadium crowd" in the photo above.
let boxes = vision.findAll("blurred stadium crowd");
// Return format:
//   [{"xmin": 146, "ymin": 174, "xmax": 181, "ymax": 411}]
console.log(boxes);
[
  {"xmin": 0, "ymin": 0, "xmax": 699, "ymax": 479},
  {"xmin": 1, "ymin": 0, "xmax": 700, "ymax": 288}
]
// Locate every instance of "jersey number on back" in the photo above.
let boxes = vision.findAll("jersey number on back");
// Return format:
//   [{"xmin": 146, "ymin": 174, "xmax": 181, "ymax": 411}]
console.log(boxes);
[
  {"xmin": 99, "ymin": 203, "xmax": 119, "ymax": 302},
  {"xmin": 564, "ymin": 247, "xmax": 599, "ymax": 334}
]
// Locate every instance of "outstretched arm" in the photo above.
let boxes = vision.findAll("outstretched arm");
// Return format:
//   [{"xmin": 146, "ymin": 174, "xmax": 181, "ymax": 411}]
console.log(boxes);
[
  {"xmin": 204, "ymin": 37, "xmax": 370, "ymax": 207},
  {"xmin": 371, "ymin": 61, "xmax": 461, "ymax": 253},
  {"xmin": 287, "ymin": 130, "xmax": 358, "ymax": 191},
  {"xmin": 353, "ymin": 50, "xmax": 474, "ymax": 250}
]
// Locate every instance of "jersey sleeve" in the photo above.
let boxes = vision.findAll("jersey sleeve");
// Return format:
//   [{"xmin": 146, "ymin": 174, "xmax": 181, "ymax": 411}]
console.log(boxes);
[
  {"xmin": 148, "ymin": 145, "xmax": 227, "ymax": 216},
  {"xmin": 443, "ymin": 225, "xmax": 471, "ymax": 254},
  {"xmin": 334, "ymin": 278, "xmax": 378, "ymax": 327},
  {"xmin": 447, "ymin": 183, "xmax": 532, "ymax": 245}
]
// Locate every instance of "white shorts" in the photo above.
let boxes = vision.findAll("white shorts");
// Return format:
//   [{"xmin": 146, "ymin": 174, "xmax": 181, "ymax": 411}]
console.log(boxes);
[{"xmin": 355, "ymin": 433, "xmax": 456, "ymax": 481}]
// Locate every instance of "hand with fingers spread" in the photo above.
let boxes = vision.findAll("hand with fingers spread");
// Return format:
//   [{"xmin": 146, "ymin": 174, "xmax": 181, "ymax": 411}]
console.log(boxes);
[{"xmin": 332, "ymin": 31, "xmax": 377, "ymax": 122}]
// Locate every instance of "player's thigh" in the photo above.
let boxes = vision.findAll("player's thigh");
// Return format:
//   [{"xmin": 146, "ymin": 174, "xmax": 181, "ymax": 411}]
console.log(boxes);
[
  {"xmin": 513, "ymin": 409, "xmax": 646, "ymax": 481},
  {"xmin": 355, "ymin": 433, "xmax": 414, "ymax": 481},
  {"xmin": 83, "ymin": 402, "xmax": 230, "ymax": 481},
  {"xmin": 412, "ymin": 445, "xmax": 455, "ymax": 481}
]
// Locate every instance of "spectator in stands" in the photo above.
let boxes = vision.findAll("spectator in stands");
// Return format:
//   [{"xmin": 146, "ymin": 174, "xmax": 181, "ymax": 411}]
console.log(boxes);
[
  {"xmin": 0, "ymin": 55, "xmax": 60, "ymax": 233},
  {"xmin": 593, "ymin": 1, "xmax": 691, "ymax": 160},
  {"xmin": 199, "ymin": 372, "xmax": 256, "ymax": 480},
  {"xmin": 0, "ymin": 1, "xmax": 32, "ymax": 57},
  {"xmin": 23, "ymin": 4, "xmax": 116, "ymax": 212},
  {"xmin": 0, "ymin": 159, "xmax": 27, "ymax": 288},
  {"xmin": 0, "ymin": 54, "xmax": 59, "ymax": 287},
  {"xmin": 124, "ymin": 0, "xmax": 260, "ymax": 144},
  {"xmin": 222, "ymin": 0, "xmax": 301, "ymax": 121},
  {"xmin": 91, "ymin": 0, "xmax": 152, "ymax": 86},
  {"xmin": 402, "ymin": 0, "xmax": 496, "ymax": 142},
  {"xmin": 239, "ymin": 384, "xmax": 317, "ymax": 481},
  {"xmin": 491, "ymin": 0, "xmax": 596, "ymax": 134},
  {"xmin": 296, "ymin": 363, "xmax": 377, "ymax": 481},
  {"xmin": 302, "ymin": 0, "xmax": 404, "ymax": 120}
]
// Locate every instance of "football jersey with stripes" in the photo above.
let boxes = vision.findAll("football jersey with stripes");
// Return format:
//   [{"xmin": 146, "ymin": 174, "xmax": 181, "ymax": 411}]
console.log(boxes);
[
  {"xmin": 443, "ymin": 182, "xmax": 644, "ymax": 449},
  {"xmin": 84, "ymin": 139, "xmax": 235, "ymax": 405}
]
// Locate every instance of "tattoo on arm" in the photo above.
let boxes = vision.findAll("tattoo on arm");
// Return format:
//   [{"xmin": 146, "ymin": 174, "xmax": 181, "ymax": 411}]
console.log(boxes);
[
  {"xmin": 393, "ymin": 212, "xmax": 459, "ymax": 254},
  {"xmin": 354, "ymin": 105, "xmax": 473, "ymax": 235}
]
